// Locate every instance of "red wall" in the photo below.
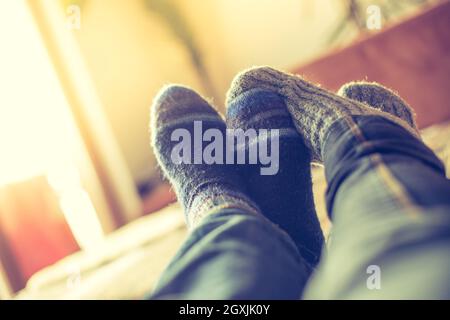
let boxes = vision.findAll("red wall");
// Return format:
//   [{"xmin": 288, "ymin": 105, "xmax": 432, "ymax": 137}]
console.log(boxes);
[
  {"xmin": 0, "ymin": 176, "xmax": 79, "ymax": 292},
  {"xmin": 293, "ymin": 2, "xmax": 450, "ymax": 128}
]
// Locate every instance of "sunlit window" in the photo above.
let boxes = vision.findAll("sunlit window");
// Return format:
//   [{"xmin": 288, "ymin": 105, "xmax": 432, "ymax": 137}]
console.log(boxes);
[{"xmin": 0, "ymin": 0, "xmax": 104, "ymax": 251}]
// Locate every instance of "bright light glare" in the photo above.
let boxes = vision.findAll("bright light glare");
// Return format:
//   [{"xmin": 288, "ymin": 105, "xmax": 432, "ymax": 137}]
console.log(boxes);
[
  {"xmin": 0, "ymin": 0, "xmax": 73, "ymax": 186},
  {"xmin": 0, "ymin": 0, "xmax": 104, "ymax": 248}
]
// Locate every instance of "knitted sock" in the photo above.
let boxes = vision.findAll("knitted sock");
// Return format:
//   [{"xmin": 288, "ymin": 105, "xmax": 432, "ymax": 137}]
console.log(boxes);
[
  {"xmin": 226, "ymin": 86, "xmax": 324, "ymax": 266},
  {"xmin": 228, "ymin": 66, "xmax": 420, "ymax": 163},
  {"xmin": 150, "ymin": 85, "xmax": 260, "ymax": 229},
  {"xmin": 337, "ymin": 81, "xmax": 418, "ymax": 129}
]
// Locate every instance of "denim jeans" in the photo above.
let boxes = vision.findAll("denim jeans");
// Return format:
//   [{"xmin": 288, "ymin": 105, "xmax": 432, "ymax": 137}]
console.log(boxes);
[{"xmin": 149, "ymin": 115, "xmax": 450, "ymax": 299}]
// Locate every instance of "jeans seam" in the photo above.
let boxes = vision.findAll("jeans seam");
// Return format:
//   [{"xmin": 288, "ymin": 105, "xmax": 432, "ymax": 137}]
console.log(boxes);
[{"xmin": 341, "ymin": 115, "xmax": 422, "ymax": 220}]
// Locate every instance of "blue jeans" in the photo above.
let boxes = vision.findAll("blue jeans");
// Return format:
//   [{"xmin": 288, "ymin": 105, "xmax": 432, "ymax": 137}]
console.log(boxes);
[{"xmin": 149, "ymin": 116, "xmax": 450, "ymax": 299}]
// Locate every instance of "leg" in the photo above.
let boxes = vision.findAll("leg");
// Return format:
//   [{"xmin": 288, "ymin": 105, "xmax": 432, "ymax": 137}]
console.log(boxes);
[
  {"xmin": 148, "ymin": 85, "xmax": 311, "ymax": 299},
  {"xmin": 305, "ymin": 115, "xmax": 450, "ymax": 299},
  {"xmin": 150, "ymin": 208, "xmax": 311, "ymax": 299}
]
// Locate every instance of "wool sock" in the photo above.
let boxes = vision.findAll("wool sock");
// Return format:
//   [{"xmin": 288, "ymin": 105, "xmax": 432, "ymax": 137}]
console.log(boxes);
[
  {"xmin": 228, "ymin": 66, "xmax": 420, "ymax": 163},
  {"xmin": 150, "ymin": 85, "xmax": 260, "ymax": 229},
  {"xmin": 337, "ymin": 81, "xmax": 418, "ymax": 128},
  {"xmin": 226, "ymin": 86, "xmax": 324, "ymax": 266}
]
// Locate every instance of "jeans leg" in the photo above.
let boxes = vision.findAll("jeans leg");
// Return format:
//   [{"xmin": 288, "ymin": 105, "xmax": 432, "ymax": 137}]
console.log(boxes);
[
  {"xmin": 148, "ymin": 208, "xmax": 312, "ymax": 300},
  {"xmin": 304, "ymin": 115, "xmax": 450, "ymax": 299}
]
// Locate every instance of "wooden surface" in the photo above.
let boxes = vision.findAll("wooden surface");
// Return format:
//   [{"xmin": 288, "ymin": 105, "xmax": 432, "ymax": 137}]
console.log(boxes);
[{"xmin": 293, "ymin": 1, "xmax": 450, "ymax": 129}]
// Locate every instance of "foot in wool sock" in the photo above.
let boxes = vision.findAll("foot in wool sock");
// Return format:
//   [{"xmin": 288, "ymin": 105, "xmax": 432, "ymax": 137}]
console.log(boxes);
[
  {"xmin": 150, "ymin": 85, "xmax": 260, "ymax": 229},
  {"xmin": 337, "ymin": 81, "xmax": 417, "ymax": 128},
  {"xmin": 226, "ymin": 86, "xmax": 324, "ymax": 266},
  {"xmin": 229, "ymin": 66, "xmax": 420, "ymax": 163}
]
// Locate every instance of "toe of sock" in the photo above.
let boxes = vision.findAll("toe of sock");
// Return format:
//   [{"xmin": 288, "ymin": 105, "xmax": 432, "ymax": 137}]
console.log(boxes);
[
  {"xmin": 338, "ymin": 81, "xmax": 402, "ymax": 105},
  {"xmin": 152, "ymin": 85, "xmax": 210, "ymax": 114},
  {"xmin": 337, "ymin": 81, "xmax": 367, "ymax": 100},
  {"xmin": 226, "ymin": 66, "xmax": 289, "ymax": 105},
  {"xmin": 337, "ymin": 81, "xmax": 417, "ymax": 128},
  {"xmin": 151, "ymin": 84, "xmax": 219, "ymax": 128}
]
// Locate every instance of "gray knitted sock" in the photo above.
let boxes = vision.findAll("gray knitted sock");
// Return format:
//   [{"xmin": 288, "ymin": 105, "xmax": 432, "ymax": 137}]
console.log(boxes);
[
  {"xmin": 227, "ymin": 66, "xmax": 420, "ymax": 163},
  {"xmin": 150, "ymin": 85, "xmax": 260, "ymax": 229},
  {"xmin": 338, "ymin": 81, "xmax": 418, "ymax": 129}
]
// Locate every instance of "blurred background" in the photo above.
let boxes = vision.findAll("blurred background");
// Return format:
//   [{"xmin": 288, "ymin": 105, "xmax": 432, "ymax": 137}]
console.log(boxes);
[{"xmin": 0, "ymin": 0, "xmax": 449, "ymax": 298}]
